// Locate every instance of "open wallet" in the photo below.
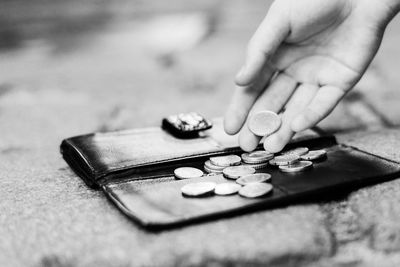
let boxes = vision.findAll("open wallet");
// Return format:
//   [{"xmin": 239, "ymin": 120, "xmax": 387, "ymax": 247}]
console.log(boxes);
[{"xmin": 60, "ymin": 116, "xmax": 400, "ymax": 230}]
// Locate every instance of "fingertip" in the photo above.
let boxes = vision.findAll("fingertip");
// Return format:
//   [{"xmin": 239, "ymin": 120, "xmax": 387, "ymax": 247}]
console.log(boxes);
[
  {"xmin": 234, "ymin": 71, "xmax": 252, "ymax": 87},
  {"xmin": 290, "ymin": 114, "xmax": 308, "ymax": 133},
  {"xmin": 263, "ymin": 134, "xmax": 286, "ymax": 153},
  {"xmin": 239, "ymin": 129, "xmax": 260, "ymax": 152},
  {"xmin": 223, "ymin": 115, "xmax": 240, "ymax": 135}
]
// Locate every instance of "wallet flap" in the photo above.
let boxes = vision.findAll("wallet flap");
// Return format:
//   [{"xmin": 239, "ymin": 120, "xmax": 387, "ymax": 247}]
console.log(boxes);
[{"xmin": 60, "ymin": 119, "xmax": 322, "ymax": 187}]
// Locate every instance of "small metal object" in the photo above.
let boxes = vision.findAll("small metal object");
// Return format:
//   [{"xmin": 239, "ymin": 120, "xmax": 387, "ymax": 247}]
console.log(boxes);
[
  {"xmin": 269, "ymin": 154, "xmax": 299, "ymax": 166},
  {"xmin": 204, "ymin": 160, "xmax": 226, "ymax": 172},
  {"xmin": 279, "ymin": 161, "xmax": 313, "ymax": 173},
  {"xmin": 241, "ymin": 162, "xmax": 269, "ymax": 170},
  {"xmin": 223, "ymin": 166, "xmax": 256, "ymax": 180},
  {"xmin": 241, "ymin": 151, "xmax": 274, "ymax": 164},
  {"xmin": 214, "ymin": 183, "xmax": 242, "ymax": 196},
  {"xmin": 281, "ymin": 147, "xmax": 309, "ymax": 157},
  {"xmin": 181, "ymin": 182, "xmax": 216, "ymax": 197},
  {"xmin": 162, "ymin": 112, "xmax": 212, "ymax": 138},
  {"xmin": 248, "ymin": 111, "xmax": 281, "ymax": 137},
  {"xmin": 210, "ymin": 155, "xmax": 241, "ymax": 167},
  {"xmin": 300, "ymin": 149, "xmax": 327, "ymax": 161},
  {"xmin": 239, "ymin": 183, "xmax": 273, "ymax": 198},
  {"xmin": 236, "ymin": 173, "xmax": 272, "ymax": 185},
  {"xmin": 174, "ymin": 167, "xmax": 204, "ymax": 179}
]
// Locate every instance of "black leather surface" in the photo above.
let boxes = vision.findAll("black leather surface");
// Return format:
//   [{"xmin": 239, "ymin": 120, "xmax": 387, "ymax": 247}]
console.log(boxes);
[{"xmin": 103, "ymin": 144, "xmax": 400, "ymax": 229}]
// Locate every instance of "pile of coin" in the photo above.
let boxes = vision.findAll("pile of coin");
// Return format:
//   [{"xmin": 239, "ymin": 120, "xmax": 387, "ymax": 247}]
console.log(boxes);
[
  {"xmin": 270, "ymin": 147, "xmax": 327, "ymax": 172},
  {"xmin": 180, "ymin": 173, "xmax": 274, "ymax": 198},
  {"xmin": 175, "ymin": 147, "xmax": 327, "ymax": 198}
]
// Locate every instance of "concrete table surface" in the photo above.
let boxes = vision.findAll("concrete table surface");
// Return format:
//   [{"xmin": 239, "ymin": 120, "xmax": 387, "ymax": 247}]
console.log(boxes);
[{"xmin": 2, "ymin": 1, "xmax": 400, "ymax": 266}]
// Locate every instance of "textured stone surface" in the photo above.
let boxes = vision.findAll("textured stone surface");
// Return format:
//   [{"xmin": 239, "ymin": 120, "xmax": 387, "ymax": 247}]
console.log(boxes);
[{"xmin": 2, "ymin": 0, "xmax": 400, "ymax": 266}]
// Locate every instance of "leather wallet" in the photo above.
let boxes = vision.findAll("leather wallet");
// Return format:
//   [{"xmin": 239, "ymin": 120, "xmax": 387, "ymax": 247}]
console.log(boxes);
[{"xmin": 60, "ymin": 118, "xmax": 400, "ymax": 229}]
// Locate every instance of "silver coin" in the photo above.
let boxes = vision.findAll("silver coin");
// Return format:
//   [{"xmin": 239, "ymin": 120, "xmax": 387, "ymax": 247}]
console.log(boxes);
[
  {"xmin": 210, "ymin": 155, "xmax": 241, "ymax": 167},
  {"xmin": 223, "ymin": 166, "xmax": 256, "ymax": 180},
  {"xmin": 204, "ymin": 166, "xmax": 223, "ymax": 174},
  {"xmin": 248, "ymin": 111, "xmax": 282, "ymax": 137},
  {"xmin": 214, "ymin": 183, "xmax": 242, "ymax": 196},
  {"xmin": 279, "ymin": 161, "xmax": 313, "ymax": 173},
  {"xmin": 300, "ymin": 149, "xmax": 327, "ymax": 161},
  {"xmin": 239, "ymin": 183, "xmax": 273, "ymax": 198},
  {"xmin": 241, "ymin": 150, "xmax": 274, "ymax": 164},
  {"xmin": 241, "ymin": 162, "xmax": 269, "ymax": 170},
  {"xmin": 281, "ymin": 147, "xmax": 309, "ymax": 156},
  {"xmin": 236, "ymin": 173, "xmax": 272, "ymax": 185},
  {"xmin": 181, "ymin": 182, "xmax": 216, "ymax": 197},
  {"xmin": 269, "ymin": 154, "xmax": 299, "ymax": 166},
  {"xmin": 204, "ymin": 160, "xmax": 225, "ymax": 171},
  {"xmin": 174, "ymin": 167, "xmax": 204, "ymax": 179}
]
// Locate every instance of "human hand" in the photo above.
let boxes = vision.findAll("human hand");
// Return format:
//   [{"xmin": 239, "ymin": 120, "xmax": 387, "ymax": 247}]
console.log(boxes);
[{"xmin": 224, "ymin": 0, "xmax": 399, "ymax": 152}]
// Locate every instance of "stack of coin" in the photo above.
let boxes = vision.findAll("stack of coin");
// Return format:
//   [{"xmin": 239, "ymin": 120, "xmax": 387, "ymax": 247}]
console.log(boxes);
[
  {"xmin": 204, "ymin": 154, "xmax": 241, "ymax": 174},
  {"xmin": 241, "ymin": 150, "xmax": 274, "ymax": 169}
]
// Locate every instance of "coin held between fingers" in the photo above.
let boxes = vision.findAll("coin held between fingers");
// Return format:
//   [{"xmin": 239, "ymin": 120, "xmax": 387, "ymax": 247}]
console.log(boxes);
[{"xmin": 248, "ymin": 111, "xmax": 282, "ymax": 137}]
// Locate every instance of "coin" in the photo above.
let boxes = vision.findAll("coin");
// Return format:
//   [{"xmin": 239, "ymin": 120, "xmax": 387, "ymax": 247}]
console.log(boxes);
[
  {"xmin": 279, "ymin": 161, "xmax": 313, "ymax": 173},
  {"xmin": 248, "ymin": 111, "xmax": 282, "ymax": 137},
  {"xmin": 269, "ymin": 154, "xmax": 299, "ymax": 166},
  {"xmin": 223, "ymin": 166, "xmax": 256, "ymax": 180},
  {"xmin": 239, "ymin": 183, "xmax": 273, "ymax": 198},
  {"xmin": 300, "ymin": 149, "xmax": 327, "ymax": 161},
  {"xmin": 181, "ymin": 182, "xmax": 216, "ymax": 197},
  {"xmin": 214, "ymin": 183, "xmax": 242, "ymax": 196},
  {"xmin": 236, "ymin": 173, "xmax": 272, "ymax": 185},
  {"xmin": 241, "ymin": 150, "xmax": 274, "ymax": 164},
  {"xmin": 174, "ymin": 167, "xmax": 204, "ymax": 179},
  {"xmin": 204, "ymin": 160, "xmax": 225, "ymax": 173},
  {"xmin": 210, "ymin": 155, "xmax": 241, "ymax": 167},
  {"xmin": 281, "ymin": 147, "xmax": 309, "ymax": 156},
  {"xmin": 241, "ymin": 162, "xmax": 269, "ymax": 170}
]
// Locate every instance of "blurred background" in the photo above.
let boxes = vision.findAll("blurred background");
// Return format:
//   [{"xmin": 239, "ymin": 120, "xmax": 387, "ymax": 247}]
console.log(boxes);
[{"xmin": 1, "ymin": 0, "xmax": 400, "ymax": 140}]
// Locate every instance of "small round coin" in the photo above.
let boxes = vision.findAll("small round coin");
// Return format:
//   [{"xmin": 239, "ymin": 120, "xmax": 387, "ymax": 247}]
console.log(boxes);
[
  {"xmin": 236, "ymin": 173, "xmax": 272, "ymax": 185},
  {"xmin": 174, "ymin": 167, "xmax": 204, "ymax": 179},
  {"xmin": 269, "ymin": 154, "xmax": 299, "ymax": 166},
  {"xmin": 248, "ymin": 111, "xmax": 282, "ymax": 137},
  {"xmin": 241, "ymin": 150, "xmax": 274, "ymax": 164},
  {"xmin": 223, "ymin": 166, "xmax": 256, "ymax": 180},
  {"xmin": 281, "ymin": 147, "xmax": 309, "ymax": 156},
  {"xmin": 279, "ymin": 161, "xmax": 313, "ymax": 173},
  {"xmin": 214, "ymin": 183, "xmax": 242, "ymax": 196},
  {"xmin": 300, "ymin": 149, "xmax": 327, "ymax": 161},
  {"xmin": 239, "ymin": 183, "xmax": 273, "ymax": 198},
  {"xmin": 210, "ymin": 155, "xmax": 241, "ymax": 167},
  {"xmin": 181, "ymin": 182, "xmax": 216, "ymax": 197}
]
